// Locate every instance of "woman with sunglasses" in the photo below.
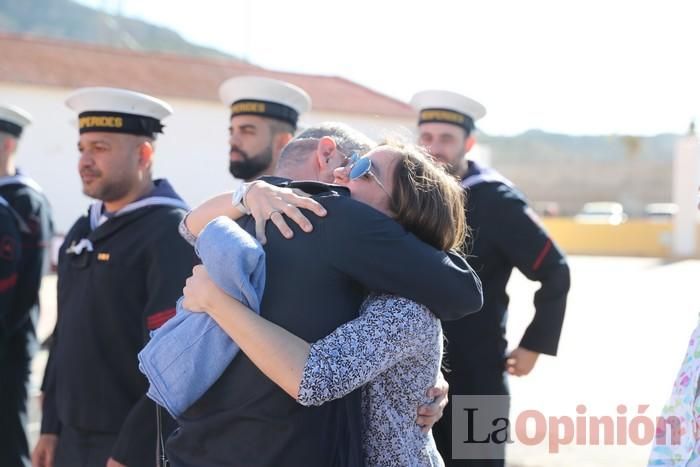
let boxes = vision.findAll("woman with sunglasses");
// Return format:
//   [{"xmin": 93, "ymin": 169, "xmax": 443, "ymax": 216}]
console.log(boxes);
[{"xmin": 182, "ymin": 141, "xmax": 474, "ymax": 466}]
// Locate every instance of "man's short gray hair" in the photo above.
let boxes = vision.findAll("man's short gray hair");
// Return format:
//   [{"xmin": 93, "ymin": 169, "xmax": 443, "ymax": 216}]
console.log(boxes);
[
  {"xmin": 296, "ymin": 122, "xmax": 375, "ymax": 156},
  {"xmin": 278, "ymin": 122, "xmax": 376, "ymax": 170}
]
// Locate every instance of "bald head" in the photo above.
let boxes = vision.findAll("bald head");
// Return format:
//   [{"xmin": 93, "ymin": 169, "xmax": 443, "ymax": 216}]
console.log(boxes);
[
  {"xmin": 274, "ymin": 122, "xmax": 375, "ymax": 182},
  {"xmin": 277, "ymin": 122, "xmax": 375, "ymax": 171}
]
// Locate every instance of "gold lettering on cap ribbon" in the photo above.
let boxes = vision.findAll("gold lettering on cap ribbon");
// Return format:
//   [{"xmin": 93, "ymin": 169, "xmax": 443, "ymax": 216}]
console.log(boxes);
[
  {"xmin": 420, "ymin": 110, "xmax": 465, "ymax": 124},
  {"xmin": 79, "ymin": 116, "xmax": 124, "ymax": 129},
  {"xmin": 231, "ymin": 102, "xmax": 267, "ymax": 114}
]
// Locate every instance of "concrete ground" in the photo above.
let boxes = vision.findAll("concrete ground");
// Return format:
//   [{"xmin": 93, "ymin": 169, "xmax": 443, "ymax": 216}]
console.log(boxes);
[
  {"xmin": 504, "ymin": 256, "xmax": 698, "ymax": 466},
  {"xmin": 26, "ymin": 255, "xmax": 700, "ymax": 466}
]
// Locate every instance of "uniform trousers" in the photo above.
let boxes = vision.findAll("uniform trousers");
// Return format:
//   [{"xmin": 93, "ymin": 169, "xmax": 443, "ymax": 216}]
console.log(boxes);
[{"xmin": 0, "ymin": 328, "xmax": 34, "ymax": 467}]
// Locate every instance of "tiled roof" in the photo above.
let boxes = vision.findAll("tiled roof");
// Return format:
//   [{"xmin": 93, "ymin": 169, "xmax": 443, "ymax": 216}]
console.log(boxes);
[{"xmin": 0, "ymin": 33, "xmax": 414, "ymax": 117}]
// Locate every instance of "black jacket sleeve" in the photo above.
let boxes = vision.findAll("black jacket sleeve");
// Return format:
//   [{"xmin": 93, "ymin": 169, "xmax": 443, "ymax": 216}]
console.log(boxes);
[
  {"xmin": 6, "ymin": 188, "xmax": 53, "ymax": 335},
  {"xmin": 323, "ymin": 197, "xmax": 483, "ymax": 321},
  {"xmin": 0, "ymin": 211, "xmax": 21, "ymax": 343},
  {"xmin": 111, "ymin": 212, "xmax": 197, "ymax": 465},
  {"xmin": 488, "ymin": 185, "xmax": 570, "ymax": 355}
]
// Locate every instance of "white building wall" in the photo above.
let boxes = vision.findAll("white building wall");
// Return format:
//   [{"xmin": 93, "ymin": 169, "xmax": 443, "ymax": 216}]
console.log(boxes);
[
  {"xmin": 672, "ymin": 135, "xmax": 700, "ymax": 256},
  {"xmin": 1, "ymin": 82, "xmax": 415, "ymax": 232},
  {"xmin": 0, "ymin": 83, "xmax": 87, "ymax": 233}
]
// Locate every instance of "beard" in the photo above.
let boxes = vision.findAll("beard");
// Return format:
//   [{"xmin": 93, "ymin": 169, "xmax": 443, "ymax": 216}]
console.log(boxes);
[
  {"xmin": 229, "ymin": 145, "xmax": 274, "ymax": 181},
  {"xmin": 81, "ymin": 174, "xmax": 132, "ymax": 202},
  {"xmin": 429, "ymin": 151, "xmax": 464, "ymax": 176}
]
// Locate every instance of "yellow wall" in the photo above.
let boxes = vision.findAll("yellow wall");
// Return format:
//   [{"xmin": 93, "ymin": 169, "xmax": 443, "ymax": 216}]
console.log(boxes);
[{"xmin": 541, "ymin": 218, "xmax": 700, "ymax": 258}]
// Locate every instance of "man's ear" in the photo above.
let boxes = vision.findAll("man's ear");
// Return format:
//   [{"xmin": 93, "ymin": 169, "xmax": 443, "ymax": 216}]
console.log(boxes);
[
  {"xmin": 315, "ymin": 136, "xmax": 337, "ymax": 169},
  {"xmin": 2, "ymin": 136, "xmax": 17, "ymax": 156},
  {"xmin": 273, "ymin": 132, "xmax": 293, "ymax": 156},
  {"xmin": 464, "ymin": 135, "xmax": 476, "ymax": 154},
  {"xmin": 138, "ymin": 141, "xmax": 154, "ymax": 169}
]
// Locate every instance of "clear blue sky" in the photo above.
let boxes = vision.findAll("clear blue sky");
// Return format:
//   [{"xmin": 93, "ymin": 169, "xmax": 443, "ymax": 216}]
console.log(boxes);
[{"xmin": 78, "ymin": 0, "xmax": 700, "ymax": 136}]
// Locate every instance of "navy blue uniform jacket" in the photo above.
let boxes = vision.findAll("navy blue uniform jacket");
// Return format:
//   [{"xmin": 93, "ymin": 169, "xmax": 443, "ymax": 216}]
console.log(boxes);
[
  {"xmin": 443, "ymin": 162, "xmax": 570, "ymax": 396},
  {"xmin": 0, "ymin": 174, "xmax": 53, "ymax": 340},
  {"xmin": 41, "ymin": 182, "xmax": 196, "ymax": 465},
  {"xmin": 0, "ymin": 200, "xmax": 22, "ymax": 343}
]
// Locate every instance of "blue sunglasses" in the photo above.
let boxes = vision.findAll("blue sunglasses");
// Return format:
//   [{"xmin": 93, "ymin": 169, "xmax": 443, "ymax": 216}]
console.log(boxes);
[{"xmin": 345, "ymin": 153, "xmax": 392, "ymax": 198}]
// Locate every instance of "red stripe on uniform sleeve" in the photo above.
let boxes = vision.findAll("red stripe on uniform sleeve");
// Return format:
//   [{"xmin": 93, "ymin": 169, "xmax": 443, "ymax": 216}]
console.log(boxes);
[
  {"xmin": 531, "ymin": 239, "xmax": 552, "ymax": 271},
  {"xmin": 147, "ymin": 308, "xmax": 177, "ymax": 330},
  {"xmin": 0, "ymin": 273, "xmax": 17, "ymax": 292}
]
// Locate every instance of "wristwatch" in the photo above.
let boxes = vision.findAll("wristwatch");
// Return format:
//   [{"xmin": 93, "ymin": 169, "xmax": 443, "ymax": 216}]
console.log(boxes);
[{"xmin": 231, "ymin": 180, "xmax": 252, "ymax": 215}]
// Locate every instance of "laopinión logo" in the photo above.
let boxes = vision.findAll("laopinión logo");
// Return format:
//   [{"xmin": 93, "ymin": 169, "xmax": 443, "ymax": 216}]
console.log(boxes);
[{"xmin": 451, "ymin": 396, "xmax": 683, "ymax": 459}]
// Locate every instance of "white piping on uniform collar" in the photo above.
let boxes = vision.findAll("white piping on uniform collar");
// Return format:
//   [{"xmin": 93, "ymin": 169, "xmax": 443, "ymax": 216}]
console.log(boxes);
[
  {"xmin": 461, "ymin": 166, "xmax": 514, "ymax": 189},
  {"xmin": 0, "ymin": 173, "xmax": 44, "ymax": 192},
  {"xmin": 65, "ymin": 238, "xmax": 94, "ymax": 256},
  {"xmin": 89, "ymin": 196, "xmax": 189, "ymax": 231}
]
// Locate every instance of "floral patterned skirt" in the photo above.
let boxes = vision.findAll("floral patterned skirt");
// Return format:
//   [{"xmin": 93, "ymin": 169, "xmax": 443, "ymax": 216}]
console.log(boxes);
[{"xmin": 649, "ymin": 318, "xmax": 700, "ymax": 466}]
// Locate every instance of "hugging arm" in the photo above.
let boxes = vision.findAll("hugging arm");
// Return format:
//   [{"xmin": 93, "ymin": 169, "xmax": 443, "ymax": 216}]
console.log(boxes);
[
  {"xmin": 184, "ymin": 181, "xmax": 326, "ymax": 243},
  {"xmin": 324, "ymin": 198, "xmax": 483, "ymax": 321},
  {"xmin": 183, "ymin": 269, "xmax": 439, "ymax": 421}
]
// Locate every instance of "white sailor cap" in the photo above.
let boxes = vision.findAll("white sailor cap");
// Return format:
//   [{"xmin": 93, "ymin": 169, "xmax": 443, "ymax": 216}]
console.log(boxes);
[
  {"xmin": 219, "ymin": 76, "xmax": 311, "ymax": 130},
  {"xmin": 410, "ymin": 90, "xmax": 486, "ymax": 134},
  {"xmin": 65, "ymin": 87, "xmax": 173, "ymax": 137},
  {"xmin": 0, "ymin": 104, "xmax": 32, "ymax": 137}
]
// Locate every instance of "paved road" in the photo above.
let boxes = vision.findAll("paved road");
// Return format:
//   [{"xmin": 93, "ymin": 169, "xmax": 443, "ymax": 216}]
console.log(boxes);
[
  {"xmin": 26, "ymin": 255, "xmax": 700, "ymax": 466},
  {"xmin": 504, "ymin": 256, "xmax": 698, "ymax": 466}
]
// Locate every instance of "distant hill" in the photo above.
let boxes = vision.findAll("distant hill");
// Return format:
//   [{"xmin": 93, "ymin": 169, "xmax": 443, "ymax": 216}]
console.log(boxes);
[
  {"xmin": 481, "ymin": 130, "xmax": 679, "ymax": 163},
  {"xmin": 0, "ymin": 0, "xmax": 241, "ymax": 60},
  {"xmin": 477, "ymin": 130, "xmax": 685, "ymax": 216}
]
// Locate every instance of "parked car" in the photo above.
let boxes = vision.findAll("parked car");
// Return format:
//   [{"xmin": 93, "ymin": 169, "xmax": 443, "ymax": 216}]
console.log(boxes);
[
  {"xmin": 574, "ymin": 202, "xmax": 628, "ymax": 225},
  {"xmin": 643, "ymin": 203, "xmax": 678, "ymax": 220}
]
